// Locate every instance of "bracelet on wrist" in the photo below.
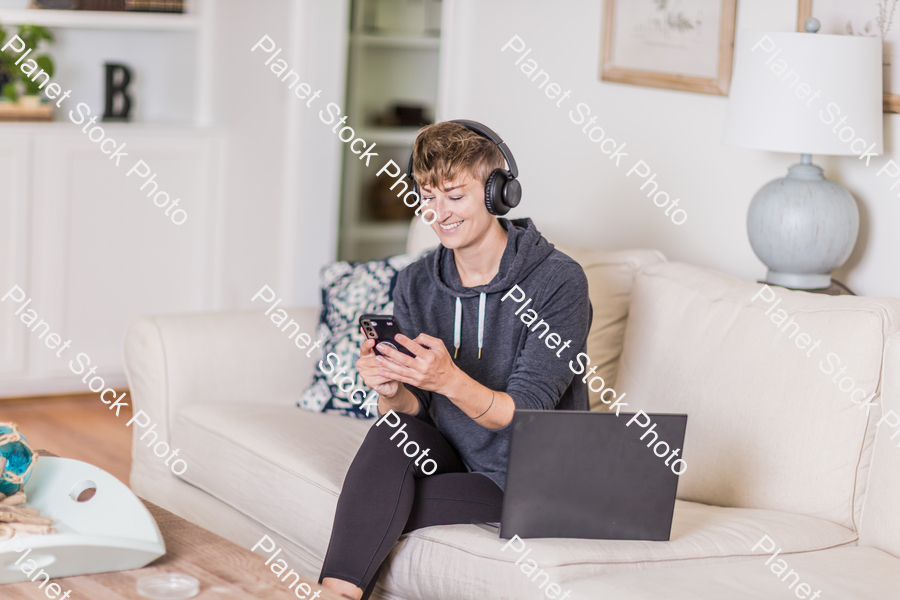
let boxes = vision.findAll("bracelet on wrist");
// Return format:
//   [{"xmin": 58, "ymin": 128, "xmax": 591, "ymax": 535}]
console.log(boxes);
[{"xmin": 474, "ymin": 390, "xmax": 494, "ymax": 420}]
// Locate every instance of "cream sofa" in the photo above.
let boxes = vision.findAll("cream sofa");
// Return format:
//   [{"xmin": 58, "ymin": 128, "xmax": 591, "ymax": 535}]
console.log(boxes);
[{"xmin": 122, "ymin": 221, "xmax": 900, "ymax": 599}]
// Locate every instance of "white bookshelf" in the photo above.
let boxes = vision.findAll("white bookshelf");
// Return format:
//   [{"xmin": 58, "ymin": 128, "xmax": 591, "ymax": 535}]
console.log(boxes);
[
  {"xmin": 0, "ymin": 0, "xmax": 225, "ymax": 398},
  {"xmin": 338, "ymin": 0, "xmax": 442, "ymax": 262},
  {"xmin": 0, "ymin": 1, "xmax": 211, "ymax": 125}
]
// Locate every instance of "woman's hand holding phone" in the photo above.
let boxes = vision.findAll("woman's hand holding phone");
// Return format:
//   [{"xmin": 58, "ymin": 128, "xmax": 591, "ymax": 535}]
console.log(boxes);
[
  {"xmin": 356, "ymin": 315, "xmax": 462, "ymax": 416},
  {"xmin": 357, "ymin": 334, "xmax": 401, "ymax": 398},
  {"xmin": 373, "ymin": 333, "xmax": 459, "ymax": 394}
]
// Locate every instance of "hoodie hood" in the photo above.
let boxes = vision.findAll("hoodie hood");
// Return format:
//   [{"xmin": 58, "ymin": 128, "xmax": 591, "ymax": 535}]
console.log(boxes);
[
  {"xmin": 426, "ymin": 218, "xmax": 555, "ymax": 359},
  {"xmin": 427, "ymin": 217, "xmax": 555, "ymax": 298}
]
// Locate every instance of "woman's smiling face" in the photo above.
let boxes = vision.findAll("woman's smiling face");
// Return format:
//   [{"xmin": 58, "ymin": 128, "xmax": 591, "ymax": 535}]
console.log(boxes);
[{"xmin": 420, "ymin": 173, "xmax": 494, "ymax": 250}]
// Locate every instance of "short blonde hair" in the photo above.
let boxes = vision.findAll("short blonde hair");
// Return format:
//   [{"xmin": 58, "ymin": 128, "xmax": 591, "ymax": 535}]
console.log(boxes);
[{"xmin": 411, "ymin": 121, "xmax": 505, "ymax": 190}]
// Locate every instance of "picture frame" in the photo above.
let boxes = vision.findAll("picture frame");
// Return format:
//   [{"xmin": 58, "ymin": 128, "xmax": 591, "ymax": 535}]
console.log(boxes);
[
  {"xmin": 797, "ymin": 0, "xmax": 900, "ymax": 113},
  {"xmin": 601, "ymin": 0, "xmax": 738, "ymax": 96}
]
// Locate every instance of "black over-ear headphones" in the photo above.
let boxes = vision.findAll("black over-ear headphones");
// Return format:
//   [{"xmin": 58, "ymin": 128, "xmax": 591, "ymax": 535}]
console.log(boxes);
[{"xmin": 406, "ymin": 119, "xmax": 522, "ymax": 216}]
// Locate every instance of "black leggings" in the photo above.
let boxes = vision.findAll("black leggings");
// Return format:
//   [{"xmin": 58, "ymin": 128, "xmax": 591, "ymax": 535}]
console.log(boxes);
[{"xmin": 319, "ymin": 411, "xmax": 504, "ymax": 599}]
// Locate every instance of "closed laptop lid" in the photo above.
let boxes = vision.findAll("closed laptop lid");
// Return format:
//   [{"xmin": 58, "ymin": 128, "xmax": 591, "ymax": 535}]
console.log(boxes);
[{"xmin": 500, "ymin": 410, "xmax": 688, "ymax": 541}]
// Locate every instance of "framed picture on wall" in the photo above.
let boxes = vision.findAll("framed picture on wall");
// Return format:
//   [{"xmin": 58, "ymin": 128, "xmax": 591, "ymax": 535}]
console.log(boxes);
[
  {"xmin": 798, "ymin": 0, "xmax": 900, "ymax": 113},
  {"xmin": 600, "ymin": 0, "xmax": 738, "ymax": 96}
]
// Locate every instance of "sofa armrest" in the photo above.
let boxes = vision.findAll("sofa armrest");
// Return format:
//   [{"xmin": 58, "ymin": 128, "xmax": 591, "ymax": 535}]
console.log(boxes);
[
  {"xmin": 122, "ymin": 307, "xmax": 321, "ymax": 497},
  {"xmin": 123, "ymin": 308, "xmax": 320, "ymax": 428}
]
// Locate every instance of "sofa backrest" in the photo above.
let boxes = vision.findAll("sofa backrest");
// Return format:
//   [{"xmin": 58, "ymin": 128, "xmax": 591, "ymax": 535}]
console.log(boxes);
[
  {"xmin": 858, "ymin": 331, "xmax": 900, "ymax": 556},
  {"xmin": 555, "ymin": 246, "xmax": 666, "ymax": 409},
  {"xmin": 614, "ymin": 262, "xmax": 900, "ymax": 531}
]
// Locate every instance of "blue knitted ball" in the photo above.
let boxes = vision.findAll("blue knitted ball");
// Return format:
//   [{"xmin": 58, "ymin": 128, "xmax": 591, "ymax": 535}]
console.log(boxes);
[{"xmin": 0, "ymin": 423, "xmax": 35, "ymax": 496}]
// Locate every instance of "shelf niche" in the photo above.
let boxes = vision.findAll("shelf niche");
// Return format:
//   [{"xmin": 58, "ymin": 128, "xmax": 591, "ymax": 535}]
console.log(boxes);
[{"xmin": 338, "ymin": 0, "xmax": 442, "ymax": 262}]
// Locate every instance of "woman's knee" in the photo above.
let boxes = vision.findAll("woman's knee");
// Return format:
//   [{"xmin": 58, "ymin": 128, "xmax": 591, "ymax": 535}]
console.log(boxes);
[
  {"xmin": 361, "ymin": 412, "xmax": 439, "ymax": 470},
  {"xmin": 367, "ymin": 411, "xmax": 434, "ymax": 439},
  {"xmin": 368, "ymin": 411, "xmax": 432, "ymax": 447}
]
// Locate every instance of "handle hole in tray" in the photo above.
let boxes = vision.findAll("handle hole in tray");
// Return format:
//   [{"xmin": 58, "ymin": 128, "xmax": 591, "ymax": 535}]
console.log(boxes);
[{"xmin": 69, "ymin": 480, "xmax": 97, "ymax": 502}]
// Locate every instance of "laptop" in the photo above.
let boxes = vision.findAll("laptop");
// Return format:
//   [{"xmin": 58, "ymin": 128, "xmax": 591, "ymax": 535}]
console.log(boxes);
[{"xmin": 498, "ymin": 410, "xmax": 688, "ymax": 541}]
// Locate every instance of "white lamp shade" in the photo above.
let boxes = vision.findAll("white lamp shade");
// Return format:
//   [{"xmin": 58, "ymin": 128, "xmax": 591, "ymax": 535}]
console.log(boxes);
[{"xmin": 723, "ymin": 30, "xmax": 883, "ymax": 156}]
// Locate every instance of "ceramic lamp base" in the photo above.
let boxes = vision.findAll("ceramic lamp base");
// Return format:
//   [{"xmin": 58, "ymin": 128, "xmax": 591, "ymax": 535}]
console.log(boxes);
[
  {"xmin": 764, "ymin": 271, "xmax": 832, "ymax": 290},
  {"xmin": 747, "ymin": 159, "xmax": 859, "ymax": 291}
]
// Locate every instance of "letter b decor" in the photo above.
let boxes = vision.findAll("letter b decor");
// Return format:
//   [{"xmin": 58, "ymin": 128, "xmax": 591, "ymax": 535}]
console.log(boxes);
[{"xmin": 103, "ymin": 62, "xmax": 133, "ymax": 122}]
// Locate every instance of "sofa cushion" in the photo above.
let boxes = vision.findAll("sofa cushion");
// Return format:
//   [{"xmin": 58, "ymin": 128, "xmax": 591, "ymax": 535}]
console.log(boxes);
[
  {"xmin": 565, "ymin": 546, "xmax": 900, "ymax": 600},
  {"xmin": 170, "ymin": 401, "xmax": 856, "ymax": 599},
  {"xmin": 381, "ymin": 501, "xmax": 855, "ymax": 600},
  {"xmin": 859, "ymin": 332, "xmax": 900, "ymax": 557},
  {"xmin": 550, "ymin": 246, "xmax": 667, "ymax": 411},
  {"xmin": 614, "ymin": 262, "xmax": 900, "ymax": 530},
  {"xmin": 171, "ymin": 402, "xmax": 372, "ymax": 561}
]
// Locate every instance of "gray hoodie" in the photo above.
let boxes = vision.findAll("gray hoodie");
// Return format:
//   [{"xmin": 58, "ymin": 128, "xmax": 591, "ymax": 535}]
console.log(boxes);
[{"xmin": 393, "ymin": 217, "xmax": 592, "ymax": 490}]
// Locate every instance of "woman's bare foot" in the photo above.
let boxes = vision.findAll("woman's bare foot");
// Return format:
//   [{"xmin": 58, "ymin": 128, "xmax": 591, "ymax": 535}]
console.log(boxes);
[{"xmin": 321, "ymin": 577, "xmax": 364, "ymax": 599}]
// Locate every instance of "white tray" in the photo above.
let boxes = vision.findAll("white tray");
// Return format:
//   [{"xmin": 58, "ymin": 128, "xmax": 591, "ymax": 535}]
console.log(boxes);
[{"xmin": 0, "ymin": 457, "xmax": 165, "ymax": 583}]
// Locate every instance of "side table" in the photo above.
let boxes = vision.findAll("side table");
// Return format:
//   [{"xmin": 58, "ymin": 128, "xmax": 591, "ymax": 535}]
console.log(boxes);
[{"xmin": 758, "ymin": 279, "xmax": 856, "ymax": 296}]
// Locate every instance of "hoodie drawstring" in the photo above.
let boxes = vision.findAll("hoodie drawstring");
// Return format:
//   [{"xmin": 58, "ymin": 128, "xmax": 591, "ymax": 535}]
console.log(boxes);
[
  {"xmin": 454, "ymin": 297, "xmax": 462, "ymax": 359},
  {"xmin": 453, "ymin": 293, "xmax": 486, "ymax": 360},
  {"xmin": 477, "ymin": 292, "xmax": 486, "ymax": 359}
]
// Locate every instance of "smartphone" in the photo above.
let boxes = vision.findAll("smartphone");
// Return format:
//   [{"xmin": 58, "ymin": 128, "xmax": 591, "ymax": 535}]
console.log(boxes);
[{"xmin": 359, "ymin": 314, "xmax": 415, "ymax": 357}]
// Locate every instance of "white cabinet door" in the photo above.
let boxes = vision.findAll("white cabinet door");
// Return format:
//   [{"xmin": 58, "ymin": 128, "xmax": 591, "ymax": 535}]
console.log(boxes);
[
  {"xmin": 0, "ymin": 135, "xmax": 31, "ymax": 378},
  {"xmin": 0, "ymin": 128, "xmax": 224, "ymax": 397}
]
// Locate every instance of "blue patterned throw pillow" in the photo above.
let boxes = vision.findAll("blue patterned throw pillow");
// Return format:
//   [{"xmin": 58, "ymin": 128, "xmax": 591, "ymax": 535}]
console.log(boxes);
[{"xmin": 299, "ymin": 251, "xmax": 427, "ymax": 418}]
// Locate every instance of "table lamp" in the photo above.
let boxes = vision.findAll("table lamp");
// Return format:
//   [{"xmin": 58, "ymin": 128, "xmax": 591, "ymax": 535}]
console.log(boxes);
[{"xmin": 722, "ymin": 22, "xmax": 883, "ymax": 290}]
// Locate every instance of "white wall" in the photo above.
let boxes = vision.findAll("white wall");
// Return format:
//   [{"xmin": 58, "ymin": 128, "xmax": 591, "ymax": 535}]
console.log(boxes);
[
  {"xmin": 206, "ymin": 0, "xmax": 347, "ymax": 309},
  {"xmin": 281, "ymin": 0, "xmax": 349, "ymax": 307},
  {"xmin": 439, "ymin": 0, "xmax": 900, "ymax": 298}
]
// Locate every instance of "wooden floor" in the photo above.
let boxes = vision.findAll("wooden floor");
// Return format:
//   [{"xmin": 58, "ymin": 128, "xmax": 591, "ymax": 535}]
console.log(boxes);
[{"xmin": 1, "ymin": 392, "xmax": 133, "ymax": 484}]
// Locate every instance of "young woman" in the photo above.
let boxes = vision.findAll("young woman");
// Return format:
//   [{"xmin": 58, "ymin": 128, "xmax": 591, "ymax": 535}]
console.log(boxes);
[{"xmin": 319, "ymin": 120, "xmax": 592, "ymax": 600}]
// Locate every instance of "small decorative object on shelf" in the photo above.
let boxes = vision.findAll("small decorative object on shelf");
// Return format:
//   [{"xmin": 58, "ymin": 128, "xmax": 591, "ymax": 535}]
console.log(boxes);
[
  {"xmin": 125, "ymin": 0, "xmax": 184, "ymax": 13},
  {"xmin": 77, "ymin": 0, "xmax": 127, "ymax": 10},
  {"xmin": 29, "ymin": 0, "xmax": 78, "ymax": 9},
  {"xmin": 29, "ymin": 0, "xmax": 184, "ymax": 10},
  {"xmin": 0, "ymin": 423, "xmax": 35, "ymax": 497},
  {"xmin": 0, "ymin": 100, "xmax": 52, "ymax": 121},
  {"xmin": 30, "ymin": 0, "xmax": 132, "ymax": 10},
  {"xmin": 103, "ymin": 62, "xmax": 133, "ymax": 121},
  {"xmin": 373, "ymin": 103, "xmax": 431, "ymax": 127},
  {"xmin": 0, "ymin": 24, "xmax": 55, "ymax": 121},
  {"xmin": 367, "ymin": 174, "xmax": 416, "ymax": 221}
]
